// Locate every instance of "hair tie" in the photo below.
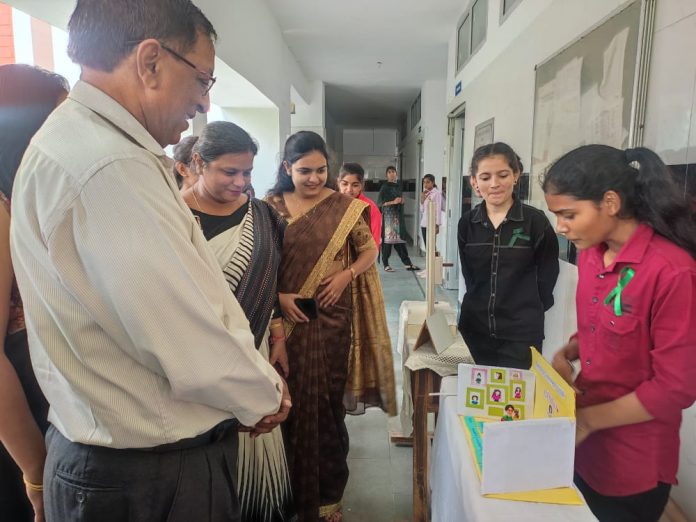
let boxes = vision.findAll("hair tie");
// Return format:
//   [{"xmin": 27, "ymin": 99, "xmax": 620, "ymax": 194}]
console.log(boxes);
[{"xmin": 624, "ymin": 148, "xmax": 640, "ymax": 170}]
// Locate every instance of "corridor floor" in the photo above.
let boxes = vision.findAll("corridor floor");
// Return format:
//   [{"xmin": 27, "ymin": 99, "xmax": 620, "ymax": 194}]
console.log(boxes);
[{"xmin": 343, "ymin": 251, "xmax": 458, "ymax": 522}]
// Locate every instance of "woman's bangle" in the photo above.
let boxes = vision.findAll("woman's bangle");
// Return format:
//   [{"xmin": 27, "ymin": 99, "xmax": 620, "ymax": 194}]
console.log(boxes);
[
  {"xmin": 269, "ymin": 322, "xmax": 283, "ymax": 331},
  {"xmin": 23, "ymin": 476, "xmax": 43, "ymax": 492},
  {"xmin": 270, "ymin": 335, "xmax": 285, "ymax": 344},
  {"xmin": 348, "ymin": 266, "xmax": 357, "ymax": 280}
]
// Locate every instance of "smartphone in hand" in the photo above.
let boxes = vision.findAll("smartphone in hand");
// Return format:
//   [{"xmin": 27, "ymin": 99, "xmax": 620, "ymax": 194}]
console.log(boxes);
[{"xmin": 294, "ymin": 298, "xmax": 318, "ymax": 320}]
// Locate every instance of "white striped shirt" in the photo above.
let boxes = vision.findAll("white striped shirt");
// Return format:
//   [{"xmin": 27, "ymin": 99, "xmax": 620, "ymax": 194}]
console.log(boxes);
[{"xmin": 10, "ymin": 81, "xmax": 282, "ymax": 448}]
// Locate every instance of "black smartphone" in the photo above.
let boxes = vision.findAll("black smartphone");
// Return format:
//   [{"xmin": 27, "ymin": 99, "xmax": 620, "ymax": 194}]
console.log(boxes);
[{"xmin": 294, "ymin": 297, "xmax": 318, "ymax": 320}]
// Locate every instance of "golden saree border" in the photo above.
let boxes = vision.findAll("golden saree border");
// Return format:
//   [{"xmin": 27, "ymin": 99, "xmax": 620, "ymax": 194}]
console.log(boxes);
[
  {"xmin": 347, "ymin": 262, "xmax": 398, "ymax": 416},
  {"xmin": 284, "ymin": 197, "xmax": 368, "ymax": 338},
  {"xmin": 318, "ymin": 501, "xmax": 342, "ymax": 518}
]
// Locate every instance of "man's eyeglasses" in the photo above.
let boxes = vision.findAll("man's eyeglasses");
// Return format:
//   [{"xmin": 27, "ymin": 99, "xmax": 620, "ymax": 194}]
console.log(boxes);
[
  {"xmin": 160, "ymin": 43, "xmax": 216, "ymax": 96},
  {"xmin": 126, "ymin": 40, "xmax": 216, "ymax": 96}
]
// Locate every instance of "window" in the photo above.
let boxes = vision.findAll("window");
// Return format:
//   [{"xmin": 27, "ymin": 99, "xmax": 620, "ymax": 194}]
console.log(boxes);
[
  {"xmin": 456, "ymin": 14, "xmax": 471, "ymax": 71},
  {"xmin": 471, "ymin": 0, "xmax": 488, "ymax": 52},
  {"xmin": 500, "ymin": 0, "xmax": 522, "ymax": 24},
  {"xmin": 456, "ymin": 0, "xmax": 487, "ymax": 72},
  {"xmin": 410, "ymin": 92, "xmax": 421, "ymax": 129}
]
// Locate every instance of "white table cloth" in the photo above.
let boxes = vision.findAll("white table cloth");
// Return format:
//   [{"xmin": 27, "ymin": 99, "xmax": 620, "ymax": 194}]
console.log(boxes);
[{"xmin": 430, "ymin": 376, "xmax": 597, "ymax": 522}]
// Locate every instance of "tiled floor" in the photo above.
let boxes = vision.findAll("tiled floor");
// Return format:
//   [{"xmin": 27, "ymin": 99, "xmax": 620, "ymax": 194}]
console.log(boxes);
[{"xmin": 343, "ymin": 250, "xmax": 459, "ymax": 522}]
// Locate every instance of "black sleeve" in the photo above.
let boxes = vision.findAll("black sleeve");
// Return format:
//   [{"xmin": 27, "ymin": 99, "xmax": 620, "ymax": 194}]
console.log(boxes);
[
  {"xmin": 457, "ymin": 215, "xmax": 468, "ymax": 277},
  {"xmin": 534, "ymin": 219, "xmax": 560, "ymax": 311},
  {"xmin": 377, "ymin": 184, "xmax": 387, "ymax": 208}
]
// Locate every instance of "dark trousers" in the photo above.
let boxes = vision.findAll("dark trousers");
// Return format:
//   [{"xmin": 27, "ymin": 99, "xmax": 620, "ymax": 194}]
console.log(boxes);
[
  {"xmin": 0, "ymin": 443, "xmax": 33, "ymax": 521},
  {"xmin": 461, "ymin": 329, "xmax": 541, "ymax": 370},
  {"xmin": 381, "ymin": 242, "xmax": 413, "ymax": 267},
  {"xmin": 575, "ymin": 474, "xmax": 671, "ymax": 522},
  {"xmin": 44, "ymin": 421, "xmax": 240, "ymax": 522}
]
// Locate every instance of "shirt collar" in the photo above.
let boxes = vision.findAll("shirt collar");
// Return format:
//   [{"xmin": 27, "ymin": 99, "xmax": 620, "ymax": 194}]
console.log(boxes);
[
  {"xmin": 587, "ymin": 223, "xmax": 654, "ymax": 271},
  {"xmin": 68, "ymin": 81, "xmax": 167, "ymax": 158},
  {"xmin": 471, "ymin": 196, "xmax": 524, "ymax": 224}
]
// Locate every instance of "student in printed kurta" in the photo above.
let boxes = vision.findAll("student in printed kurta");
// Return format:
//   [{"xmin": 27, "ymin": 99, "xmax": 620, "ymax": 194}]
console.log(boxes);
[
  {"xmin": 181, "ymin": 121, "xmax": 293, "ymax": 522},
  {"xmin": 544, "ymin": 145, "xmax": 696, "ymax": 522},
  {"xmin": 266, "ymin": 131, "xmax": 396, "ymax": 522},
  {"xmin": 377, "ymin": 166, "xmax": 419, "ymax": 272},
  {"xmin": 457, "ymin": 142, "xmax": 559, "ymax": 369}
]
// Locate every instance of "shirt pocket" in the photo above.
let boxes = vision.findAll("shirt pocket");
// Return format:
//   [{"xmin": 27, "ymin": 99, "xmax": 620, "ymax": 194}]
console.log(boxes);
[{"xmin": 598, "ymin": 307, "xmax": 640, "ymax": 354}]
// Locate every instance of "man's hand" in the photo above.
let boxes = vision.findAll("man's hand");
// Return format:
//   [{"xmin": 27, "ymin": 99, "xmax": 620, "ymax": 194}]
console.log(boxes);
[{"xmin": 249, "ymin": 377, "xmax": 292, "ymax": 438}]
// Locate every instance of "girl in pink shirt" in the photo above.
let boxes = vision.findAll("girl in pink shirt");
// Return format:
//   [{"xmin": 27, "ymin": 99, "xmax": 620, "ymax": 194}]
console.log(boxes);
[
  {"xmin": 544, "ymin": 144, "xmax": 696, "ymax": 522},
  {"xmin": 338, "ymin": 163, "xmax": 382, "ymax": 248}
]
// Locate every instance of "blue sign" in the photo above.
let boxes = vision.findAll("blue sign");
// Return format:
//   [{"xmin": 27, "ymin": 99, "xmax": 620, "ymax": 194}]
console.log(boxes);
[{"xmin": 455, "ymin": 81, "xmax": 462, "ymax": 96}]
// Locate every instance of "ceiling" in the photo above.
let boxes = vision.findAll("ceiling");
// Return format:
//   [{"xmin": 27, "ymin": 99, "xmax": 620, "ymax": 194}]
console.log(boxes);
[
  {"xmin": 7, "ymin": 0, "xmax": 463, "ymax": 126},
  {"xmin": 6, "ymin": 0, "xmax": 276, "ymax": 109},
  {"xmin": 265, "ymin": 0, "xmax": 463, "ymax": 128}
]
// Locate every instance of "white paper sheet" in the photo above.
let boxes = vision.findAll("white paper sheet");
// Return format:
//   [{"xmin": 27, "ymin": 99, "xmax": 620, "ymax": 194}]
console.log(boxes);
[{"xmin": 481, "ymin": 418, "xmax": 576, "ymax": 494}]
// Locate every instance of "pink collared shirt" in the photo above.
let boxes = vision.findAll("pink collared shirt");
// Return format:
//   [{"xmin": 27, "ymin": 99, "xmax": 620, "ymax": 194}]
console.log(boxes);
[
  {"xmin": 573, "ymin": 223, "xmax": 696, "ymax": 495},
  {"xmin": 358, "ymin": 193, "xmax": 381, "ymax": 248},
  {"xmin": 420, "ymin": 187, "xmax": 442, "ymax": 227}
]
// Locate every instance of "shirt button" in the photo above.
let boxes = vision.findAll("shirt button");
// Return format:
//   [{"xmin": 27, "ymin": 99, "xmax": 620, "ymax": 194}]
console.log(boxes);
[
  {"xmin": 590, "ymin": 326, "xmax": 595, "ymax": 333},
  {"xmin": 76, "ymin": 491, "xmax": 86, "ymax": 503},
  {"xmin": 493, "ymin": 252, "xmax": 498, "ymax": 257},
  {"xmin": 586, "ymin": 359, "xmax": 591, "ymax": 366},
  {"xmin": 491, "ymin": 333, "xmax": 497, "ymax": 339},
  {"xmin": 592, "ymin": 297, "xmax": 598, "ymax": 303},
  {"xmin": 598, "ymin": 274, "xmax": 605, "ymax": 279}
]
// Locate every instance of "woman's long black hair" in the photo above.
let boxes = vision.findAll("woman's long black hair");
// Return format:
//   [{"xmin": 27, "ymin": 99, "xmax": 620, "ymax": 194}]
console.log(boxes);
[
  {"xmin": 542, "ymin": 144, "xmax": 696, "ymax": 259},
  {"xmin": 267, "ymin": 130, "xmax": 332, "ymax": 195}
]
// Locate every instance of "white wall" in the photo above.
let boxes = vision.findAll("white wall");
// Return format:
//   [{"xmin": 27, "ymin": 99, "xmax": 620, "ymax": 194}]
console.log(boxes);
[
  {"xmin": 641, "ymin": 3, "xmax": 696, "ymax": 516},
  {"xmin": 401, "ymin": 79, "xmax": 448, "ymax": 250},
  {"xmin": 291, "ymin": 81, "xmax": 325, "ymax": 136},
  {"xmin": 445, "ymin": 1, "xmax": 696, "ymax": 516},
  {"xmin": 187, "ymin": 0, "xmax": 312, "ymax": 149},
  {"xmin": 222, "ymin": 108, "xmax": 280, "ymax": 199}
]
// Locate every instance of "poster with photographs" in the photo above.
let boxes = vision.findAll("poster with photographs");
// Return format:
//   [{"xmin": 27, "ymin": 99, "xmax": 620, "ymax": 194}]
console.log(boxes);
[{"xmin": 457, "ymin": 363, "xmax": 535, "ymax": 421}]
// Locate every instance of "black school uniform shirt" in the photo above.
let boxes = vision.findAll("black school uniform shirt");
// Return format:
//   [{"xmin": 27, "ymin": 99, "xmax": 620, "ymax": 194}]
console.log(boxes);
[{"xmin": 457, "ymin": 197, "xmax": 560, "ymax": 342}]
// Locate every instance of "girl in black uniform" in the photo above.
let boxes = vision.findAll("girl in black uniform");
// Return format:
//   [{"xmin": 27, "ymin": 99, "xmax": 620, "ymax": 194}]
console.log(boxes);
[{"xmin": 457, "ymin": 142, "xmax": 559, "ymax": 369}]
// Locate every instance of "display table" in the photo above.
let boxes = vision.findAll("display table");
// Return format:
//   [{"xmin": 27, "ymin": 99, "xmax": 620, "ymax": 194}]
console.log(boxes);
[
  {"xmin": 431, "ymin": 376, "xmax": 597, "ymax": 522},
  {"xmin": 392, "ymin": 301, "xmax": 473, "ymax": 522},
  {"xmin": 395, "ymin": 300, "xmax": 473, "ymax": 437}
]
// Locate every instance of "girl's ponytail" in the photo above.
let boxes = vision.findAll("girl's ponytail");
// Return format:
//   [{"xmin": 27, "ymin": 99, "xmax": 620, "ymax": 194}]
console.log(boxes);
[
  {"xmin": 543, "ymin": 144, "xmax": 696, "ymax": 259},
  {"xmin": 625, "ymin": 147, "xmax": 696, "ymax": 258}
]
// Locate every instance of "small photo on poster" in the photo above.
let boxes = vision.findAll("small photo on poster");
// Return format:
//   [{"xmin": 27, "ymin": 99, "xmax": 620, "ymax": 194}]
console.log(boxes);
[
  {"xmin": 466, "ymin": 387, "xmax": 485, "ymax": 409},
  {"xmin": 487, "ymin": 384, "xmax": 507, "ymax": 404},
  {"xmin": 490, "ymin": 368, "xmax": 507, "ymax": 384},
  {"xmin": 510, "ymin": 380, "xmax": 526, "ymax": 402},
  {"xmin": 471, "ymin": 368, "xmax": 487, "ymax": 386}
]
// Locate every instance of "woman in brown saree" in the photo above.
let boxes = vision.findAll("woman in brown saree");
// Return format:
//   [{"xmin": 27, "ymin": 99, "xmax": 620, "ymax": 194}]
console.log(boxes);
[{"xmin": 266, "ymin": 131, "xmax": 396, "ymax": 522}]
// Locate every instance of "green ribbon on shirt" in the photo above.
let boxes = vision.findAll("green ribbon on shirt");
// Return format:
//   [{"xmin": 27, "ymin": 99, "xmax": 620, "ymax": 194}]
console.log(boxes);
[
  {"xmin": 603, "ymin": 267, "xmax": 635, "ymax": 317},
  {"xmin": 507, "ymin": 227, "xmax": 531, "ymax": 247}
]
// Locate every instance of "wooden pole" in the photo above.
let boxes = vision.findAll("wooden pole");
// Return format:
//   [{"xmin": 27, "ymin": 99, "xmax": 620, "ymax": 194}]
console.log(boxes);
[{"xmin": 426, "ymin": 199, "xmax": 436, "ymax": 317}]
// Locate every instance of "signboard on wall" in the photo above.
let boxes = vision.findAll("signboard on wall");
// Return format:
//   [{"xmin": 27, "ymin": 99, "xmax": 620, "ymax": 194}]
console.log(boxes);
[{"xmin": 473, "ymin": 118, "xmax": 494, "ymax": 153}]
